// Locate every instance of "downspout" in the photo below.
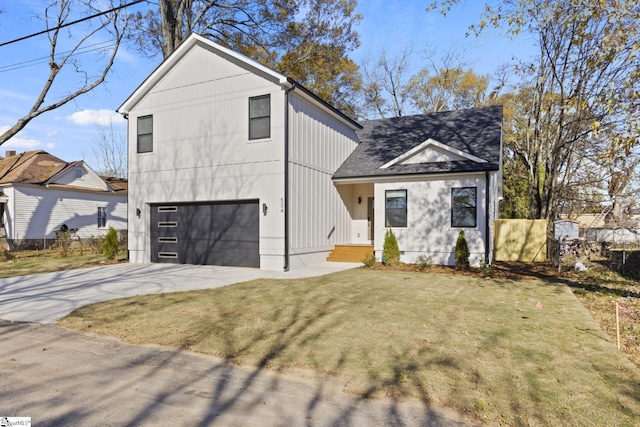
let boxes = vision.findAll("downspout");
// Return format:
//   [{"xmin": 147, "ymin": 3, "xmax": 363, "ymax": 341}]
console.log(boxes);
[
  {"xmin": 283, "ymin": 82, "xmax": 296, "ymax": 271},
  {"xmin": 485, "ymin": 171, "xmax": 491, "ymax": 266}
]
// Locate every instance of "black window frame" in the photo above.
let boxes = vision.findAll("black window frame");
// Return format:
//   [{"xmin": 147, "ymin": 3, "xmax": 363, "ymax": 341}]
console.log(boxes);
[
  {"xmin": 451, "ymin": 187, "xmax": 477, "ymax": 228},
  {"xmin": 97, "ymin": 206, "xmax": 107, "ymax": 228},
  {"xmin": 385, "ymin": 189, "xmax": 407, "ymax": 228},
  {"xmin": 137, "ymin": 115, "xmax": 153, "ymax": 153},
  {"xmin": 249, "ymin": 94, "xmax": 271, "ymax": 140}
]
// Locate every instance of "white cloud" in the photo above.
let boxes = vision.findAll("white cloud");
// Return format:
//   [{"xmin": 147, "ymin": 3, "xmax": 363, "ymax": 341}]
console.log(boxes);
[
  {"xmin": 0, "ymin": 126, "xmax": 42, "ymax": 150},
  {"xmin": 67, "ymin": 109, "xmax": 126, "ymax": 126}
]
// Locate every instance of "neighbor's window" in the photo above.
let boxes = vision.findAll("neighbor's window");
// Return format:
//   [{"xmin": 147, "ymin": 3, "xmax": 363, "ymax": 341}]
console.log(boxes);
[
  {"xmin": 137, "ymin": 115, "xmax": 153, "ymax": 153},
  {"xmin": 98, "ymin": 207, "xmax": 107, "ymax": 228},
  {"xmin": 249, "ymin": 94, "xmax": 270, "ymax": 140},
  {"xmin": 385, "ymin": 189, "xmax": 407, "ymax": 227},
  {"xmin": 451, "ymin": 187, "xmax": 477, "ymax": 227}
]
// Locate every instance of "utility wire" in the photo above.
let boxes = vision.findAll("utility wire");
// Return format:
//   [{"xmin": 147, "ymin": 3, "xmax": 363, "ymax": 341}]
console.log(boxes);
[
  {"xmin": 0, "ymin": 0, "xmax": 146, "ymax": 48},
  {"xmin": 0, "ymin": 41, "xmax": 116, "ymax": 73}
]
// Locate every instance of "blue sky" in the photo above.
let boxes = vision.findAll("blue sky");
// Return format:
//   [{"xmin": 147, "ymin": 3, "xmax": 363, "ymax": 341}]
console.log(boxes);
[{"xmin": 0, "ymin": 0, "xmax": 533, "ymax": 167}]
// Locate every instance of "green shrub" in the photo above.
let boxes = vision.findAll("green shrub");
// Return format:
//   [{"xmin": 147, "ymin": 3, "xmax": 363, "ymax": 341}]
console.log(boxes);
[
  {"xmin": 362, "ymin": 251, "xmax": 377, "ymax": 267},
  {"xmin": 415, "ymin": 254, "xmax": 434, "ymax": 271},
  {"xmin": 455, "ymin": 230, "xmax": 470, "ymax": 270},
  {"xmin": 103, "ymin": 227, "xmax": 119, "ymax": 260},
  {"xmin": 383, "ymin": 227, "xmax": 401, "ymax": 266}
]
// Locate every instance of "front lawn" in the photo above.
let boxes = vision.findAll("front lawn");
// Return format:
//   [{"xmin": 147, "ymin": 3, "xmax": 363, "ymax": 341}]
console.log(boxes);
[
  {"xmin": 59, "ymin": 268, "xmax": 640, "ymax": 426},
  {"xmin": 0, "ymin": 248, "xmax": 127, "ymax": 279}
]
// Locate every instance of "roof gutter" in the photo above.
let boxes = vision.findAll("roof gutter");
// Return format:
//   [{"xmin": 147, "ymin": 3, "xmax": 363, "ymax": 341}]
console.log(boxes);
[{"xmin": 283, "ymin": 82, "xmax": 296, "ymax": 271}]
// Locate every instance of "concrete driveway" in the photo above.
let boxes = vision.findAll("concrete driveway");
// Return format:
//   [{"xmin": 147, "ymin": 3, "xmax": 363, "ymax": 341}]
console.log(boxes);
[{"xmin": 0, "ymin": 262, "xmax": 360, "ymax": 324}]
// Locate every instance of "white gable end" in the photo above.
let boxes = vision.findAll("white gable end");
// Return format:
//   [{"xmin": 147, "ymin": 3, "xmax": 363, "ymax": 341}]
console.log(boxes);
[
  {"xmin": 47, "ymin": 163, "xmax": 109, "ymax": 191},
  {"xmin": 400, "ymin": 145, "xmax": 467, "ymax": 164},
  {"xmin": 380, "ymin": 138, "xmax": 487, "ymax": 169}
]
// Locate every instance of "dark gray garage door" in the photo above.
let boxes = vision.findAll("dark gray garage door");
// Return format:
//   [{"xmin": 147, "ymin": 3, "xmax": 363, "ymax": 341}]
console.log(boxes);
[{"xmin": 150, "ymin": 200, "xmax": 259, "ymax": 267}]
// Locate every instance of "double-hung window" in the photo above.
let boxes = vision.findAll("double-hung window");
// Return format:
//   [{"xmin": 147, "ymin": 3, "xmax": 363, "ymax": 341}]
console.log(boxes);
[
  {"xmin": 137, "ymin": 115, "xmax": 153, "ymax": 153},
  {"xmin": 249, "ymin": 95, "xmax": 270, "ymax": 140},
  {"xmin": 385, "ymin": 190, "xmax": 407, "ymax": 227},
  {"xmin": 97, "ymin": 207, "xmax": 107, "ymax": 228},
  {"xmin": 451, "ymin": 187, "xmax": 477, "ymax": 227}
]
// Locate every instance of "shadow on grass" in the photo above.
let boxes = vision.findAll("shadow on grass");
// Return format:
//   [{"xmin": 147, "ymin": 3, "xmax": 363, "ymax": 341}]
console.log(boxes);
[{"xmin": 0, "ymin": 320, "xmax": 469, "ymax": 426}]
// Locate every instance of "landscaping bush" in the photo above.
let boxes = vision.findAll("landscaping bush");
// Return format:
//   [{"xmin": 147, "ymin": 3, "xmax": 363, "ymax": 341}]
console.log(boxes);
[
  {"xmin": 383, "ymin": 227, "xmax": 400, "ymax": 266},
  {"xmin": 86, "ymin": 235, "xmax": 105, "ymax": 255},
  {"xmin": 455, "ymin": 230, "xmax": 470, "ymax": 270},
  {"xmin": 415, "ymin": 254, "xmax": 433, "ymax": 271},
  {"xmin": 103, "ymin": 227, "xmax": 119, "ymax": 260},
  {"xmin": 56, "ymin": 231, "xmax": 72, "ymax": 257},
  {"xmin": 362, "ymin": 252, "xmax": 377, "ymax": 267}
]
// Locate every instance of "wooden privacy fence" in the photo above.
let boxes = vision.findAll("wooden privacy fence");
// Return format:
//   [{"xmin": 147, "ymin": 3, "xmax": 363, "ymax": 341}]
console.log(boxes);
[{"xmin": 494, "ymin": 219, "xmax": 548, "ymax": 262}]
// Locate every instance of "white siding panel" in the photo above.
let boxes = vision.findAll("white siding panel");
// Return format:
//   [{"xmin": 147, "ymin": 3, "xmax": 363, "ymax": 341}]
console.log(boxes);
[
  {"xmin": 126, "ymin": 44, "xmax": 287, "ymax": 268},
  {"xmin": 288, "ymin": 92, "xmax": 358, "ymax": 253},
  {"xmin": 10, "ymin": 185, "xmax": 126, "ymax": 240},
  {"xmin": 53, "ymin": 166, "xmax": 106, "ymax": 190},
  {"xmin": 374, "ymin": 173, "xmax": 488, "ymax": 266}
]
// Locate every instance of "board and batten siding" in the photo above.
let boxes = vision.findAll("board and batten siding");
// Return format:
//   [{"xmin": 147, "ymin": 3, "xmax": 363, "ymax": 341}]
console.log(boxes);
[
  {"xmin": 126, "ymin": 44, "xmax": 287, "ymax": 268},
  {"xmin": 8, "ymin": 184, "xmax": 126, "ymax": 240},
  {"xmin": 288, "ymin": 92, "xmax": 359, "ymax": 266},
  {"xmin": 375, "ymin": 173, "xmax": 489, "ymax": 266}
]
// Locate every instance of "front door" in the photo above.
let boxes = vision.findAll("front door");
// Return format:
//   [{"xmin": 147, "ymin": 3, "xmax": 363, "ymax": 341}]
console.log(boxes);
[{"xmin": 367, "ymin": 197, "xmax": 374, "ymax": 241}]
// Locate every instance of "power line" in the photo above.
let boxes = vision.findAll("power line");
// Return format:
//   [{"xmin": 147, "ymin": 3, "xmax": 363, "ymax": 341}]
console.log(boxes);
[
  {"xmin": 0, "ymin": 0, "xmax": 146, "ymax": 48},
  {"xmin": 0, "ymin": 41, "xmax": 116, "ymax": 73}
]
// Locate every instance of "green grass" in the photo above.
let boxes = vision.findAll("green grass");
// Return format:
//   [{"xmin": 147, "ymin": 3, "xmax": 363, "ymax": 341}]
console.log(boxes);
[
  {"xmin": 0, "ymin": 249, "xmax": 127, "ymax": 278},
  {"xmin": 59, "ymin": 269, "xmax": 640, "ymax": 426}
]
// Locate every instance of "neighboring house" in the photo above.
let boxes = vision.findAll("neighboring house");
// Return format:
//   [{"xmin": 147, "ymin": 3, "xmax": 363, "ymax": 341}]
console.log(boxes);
[
  {"xmin": 118, "ymin": 33, "xmax": 502, "ymax": 270},
  {"xmin": 0, "ymin": 150, "xmax": 128, "ymax": 249}
]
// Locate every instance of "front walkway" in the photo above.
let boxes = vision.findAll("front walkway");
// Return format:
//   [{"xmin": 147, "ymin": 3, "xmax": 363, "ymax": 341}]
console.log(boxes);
[{"xmin": 0, "ymin": 262, "xmax": 361, "ymax": 324}]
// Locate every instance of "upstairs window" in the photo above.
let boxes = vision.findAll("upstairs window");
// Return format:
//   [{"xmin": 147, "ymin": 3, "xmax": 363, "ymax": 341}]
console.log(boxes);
[
  {"xmin": 137, "ymin": 115, "xmax": 153, "ymax": 153},
  {"xmin": 385, "ymin": 190, "xmax": 407, "ymax": 227},
  {"xmin": 249, "ymin": 95, "xmax": 270, "ymax": 140},
  {"xmin": 98, "ymin": 207, "xmax": 107, "ymax": 228},
  {"xmin": 451, "ymin": 187, "xmax": 477, "ymax": 227}
]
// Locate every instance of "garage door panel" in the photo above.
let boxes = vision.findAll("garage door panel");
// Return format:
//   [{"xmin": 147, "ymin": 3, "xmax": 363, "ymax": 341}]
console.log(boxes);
[{"xmin": 150, "ymin": 201, "xmax": 259, "ymax": 267}]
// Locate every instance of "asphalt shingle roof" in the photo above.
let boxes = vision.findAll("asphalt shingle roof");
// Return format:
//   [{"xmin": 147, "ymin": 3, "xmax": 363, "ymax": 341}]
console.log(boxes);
[
  {"xmin": 334, "ymin": 105, "xmax": 503, "ymax": 180},
  {"xmin": 0, "ymin": 150, "xmax": 127, "ymax": 192}
]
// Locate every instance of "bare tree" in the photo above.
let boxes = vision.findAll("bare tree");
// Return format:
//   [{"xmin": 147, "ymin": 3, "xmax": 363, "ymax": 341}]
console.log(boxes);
[
  {"xmin": 429, "ymin": 0, "xmax": 640, "ymax": 223},
  {"xmin": 0, "ymin": 0, "xmax": 130, "ymax": 146},
  {"xmin": 88, "ymin": 121, "xmax": 127, "ymax": 178},
  {"xmin": 360, "ymin": 46, "xmax": 413, "ymax": 119}
]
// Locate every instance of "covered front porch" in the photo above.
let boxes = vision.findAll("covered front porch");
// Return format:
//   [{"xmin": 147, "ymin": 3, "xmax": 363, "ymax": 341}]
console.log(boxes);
[{"xmin": 327, "ymin": 182, "xmax": 375, "ymax": 262}]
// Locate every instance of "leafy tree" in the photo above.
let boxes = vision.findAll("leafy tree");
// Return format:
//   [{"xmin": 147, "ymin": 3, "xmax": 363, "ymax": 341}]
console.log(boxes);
[
  {"xmin": 129, "ymin": 0, "xmax": 362, "ymax": 113},
  {"xmin": 406, "ymin": 67, "xmax": 490, "ymax": 113},
  {"xmin": 0, "ymin": 0, "xmax": 129, "ymax": 146},
  {"xmin": 359, "ymin": 45, "xmax": 495, "ymax": 119},
  {"xmin": 382, "ymin": 227, "xmax": 400, "ymax": 266},
  {"xmin": 454, "ymin": 230, "xmax": 469, "ymax": 270},
  {"xmin": 103, "ymin": 226, "xmax": 119, "ymax": 260},
  {"xmin": 429, "ymin": 0, "xmax": 640, "ymax": 223}
]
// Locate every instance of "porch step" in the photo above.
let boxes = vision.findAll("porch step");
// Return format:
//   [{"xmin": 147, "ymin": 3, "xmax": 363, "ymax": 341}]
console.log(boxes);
[{"xmin": 327, "ymin": 244, "xmax": 374, "ymax": 263}]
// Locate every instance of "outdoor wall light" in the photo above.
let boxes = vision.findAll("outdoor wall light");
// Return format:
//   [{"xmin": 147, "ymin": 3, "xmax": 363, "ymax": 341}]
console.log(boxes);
[
  {"xmin": 262, "ymin": 203, "xmax": 268, "ymax": 216},
  {"xmin": 358, "ymin": 196, "xmax": 362, "ymax": 204},
  {"xmin": 136, "ymin": 208, "xmax": 141, "ymax": 218}
]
